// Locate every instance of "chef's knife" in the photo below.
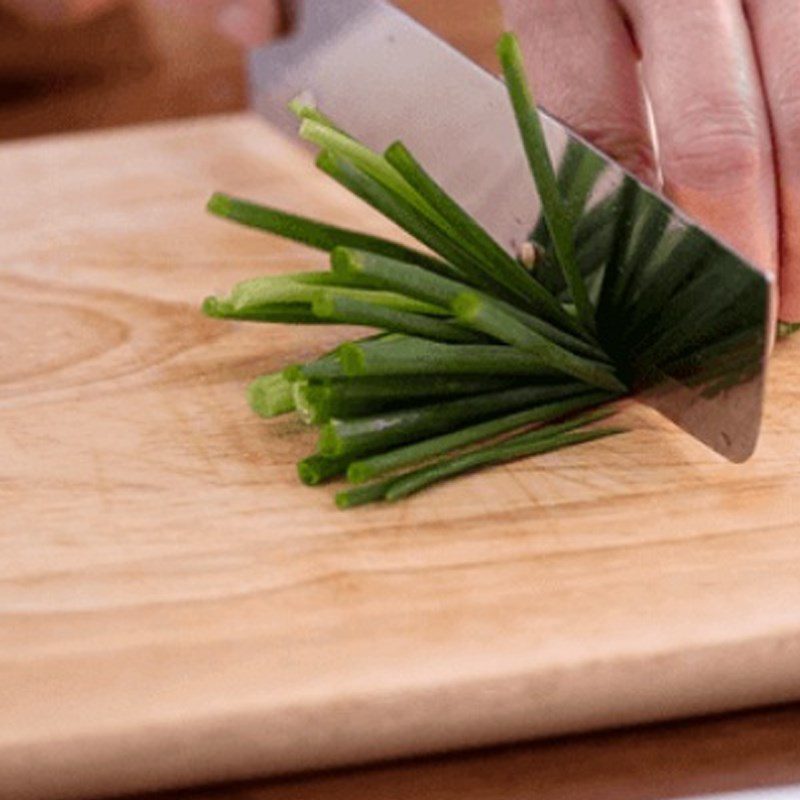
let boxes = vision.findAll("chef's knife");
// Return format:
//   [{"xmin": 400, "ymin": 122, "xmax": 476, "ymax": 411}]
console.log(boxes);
[{"xmin": 248, "ymin": 0, "xmax": 773, "ymax": 462}]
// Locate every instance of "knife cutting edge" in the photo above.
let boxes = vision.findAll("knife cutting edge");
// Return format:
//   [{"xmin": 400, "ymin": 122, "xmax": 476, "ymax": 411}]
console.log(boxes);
[
  {"xmin": 677, "ymin": 789, "xmax": 800, "ymax": 800},
  {"xmin": 248, "ymin": 0, "xmax": 773, "ymax": 462}
]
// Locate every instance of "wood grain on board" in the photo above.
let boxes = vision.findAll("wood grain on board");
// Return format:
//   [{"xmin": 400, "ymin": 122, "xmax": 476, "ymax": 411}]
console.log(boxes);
[{"xmin": 1, "ymin": 114, "xmax": 799, "ymax": 800}]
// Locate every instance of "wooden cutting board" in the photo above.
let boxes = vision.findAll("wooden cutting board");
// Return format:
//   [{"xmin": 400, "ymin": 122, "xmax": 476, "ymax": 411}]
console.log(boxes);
[{"xmin": 1, "ymin": 114, "xmax": 799, "ymax": 800}]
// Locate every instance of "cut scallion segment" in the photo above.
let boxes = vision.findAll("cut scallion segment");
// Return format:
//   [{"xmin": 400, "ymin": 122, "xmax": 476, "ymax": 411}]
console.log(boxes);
[
  {"xmin": 332, "ymin": 248, "xmax": 596, "ymax": 354},
  {"xmin": 347, "ymin": 392, "xmax": 613, "ymax": 483},
  {"xmin": 337, "ymin": 336, "xmax": 564, "ymax": 378},
  {"xmin": 486, "ymin": 300, "xmax": 609, "ymax": 360},
  {"xmin": 338, "ymin": 416, "xmax": 623, "ymax": 509},
  {"xmin": 385, "ymin": 426, "xmax": 624, "ymax": 502},
  {"xmin": 384, "ymin": 141, "xmax": 573, "ymax": 320},
  {"xmin": 201, "ymin": 30, "xmax": 647, "ymax": 508},
  {"xmin": 284, "ymin": 335, "xmax": 400, "ymax": 383},
  {"xmin": 318, "ymin": 382, "xmax": 587, "ymax": 458},
  {"xmin": 207, "ymin": 193, "xmax": 449, "ymax": 274},
  {"xmin": 317, "ymin": 150, "xmax": 519, "ymax": 296},
  {"xmin": 597, "ymin": 176, "xmax": 639, "ymax": 333},
  {"xmin": 299, "ymin": 375, "xmax": 533, "ymax": 419},
  {"xmin": 312, "ymin": 292, "xmax": 481, "ymax": 343},
  {"xmin": 215, "ymin": 272, "xmax": 444, "ymax": 317},
  {"xmin": 293, "ymin": 381, "xmax": 373, "ymax": 425},
  {"xmin": 292, "ymin": 373, "xmax": 509, "ymax": 424},
  {"xmin": 285, "ymin": 357, "xmax": 348, "ymax": 382},
  {"xmin": 247, "ymin": 373, "xmax": 296, "ymax": 419},
  {"xmin": 288, "ymin": 97, "xmax": 344, "ymax": 132},
  {"xmin": 300, "ymin": 119, "xmax": 449, "ymax": 228},
  {"xmin": 203, "ymin": 297, "xmax": 322, "ymax": 325},
  {"xmin": 336, "ymin": 479, "xmax": 396, "ymax": 510},
  {"xmin": 297, "ymin": 454, "xmax": 353, "ymax": 486},
  {"xmin": 452, "ymin": 292, "xmax": 626, "ymax": 392},
  {"xmin": 332, "ymin": 248, "xmax": 470, "ymax": 308},
  {"xmin": 498, "ymin": 32, "xmax": 595, "ymax": 332}
]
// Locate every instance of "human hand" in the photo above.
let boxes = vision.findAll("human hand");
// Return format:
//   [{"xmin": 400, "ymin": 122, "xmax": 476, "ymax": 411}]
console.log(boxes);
[{"xmin": 501, "ymin": 0, "xmax": 800, "ymax": 321}]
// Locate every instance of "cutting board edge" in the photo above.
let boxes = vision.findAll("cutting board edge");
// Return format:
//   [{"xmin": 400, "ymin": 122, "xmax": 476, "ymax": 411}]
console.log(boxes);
[{"xmin": 4, "ymin": 627, "xmax": 799, "ymax": 800}]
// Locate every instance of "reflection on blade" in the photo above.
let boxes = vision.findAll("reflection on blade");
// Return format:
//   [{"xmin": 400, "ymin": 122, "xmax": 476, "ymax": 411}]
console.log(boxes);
[
  {"xmin": 249, "ymin": 0, "xmax": 772, "ymax": 462},
  {"xmin": 527, "ymin": 142, "xmax": 768, "ymax": 460}
]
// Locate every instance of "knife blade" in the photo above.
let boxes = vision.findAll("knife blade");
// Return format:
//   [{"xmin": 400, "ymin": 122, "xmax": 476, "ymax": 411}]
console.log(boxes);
[
  {"xmin": 677, "ymin": 789, "xmax": 800, "ymax": 800},
  {"xmin": 248, "ymin": 0, "xmax": 773, "ymax": 462}
]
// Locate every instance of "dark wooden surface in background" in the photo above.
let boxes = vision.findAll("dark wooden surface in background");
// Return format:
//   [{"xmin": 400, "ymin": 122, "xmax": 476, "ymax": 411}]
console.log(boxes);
[
  {"xmin": 2, "ymin": 3, "xmax": 799, "ymax": 799},
  {"xmin": 143, "ymin": 705, "xmax": 800, "ymax": 800},
  {"xmin": 0, "ymin": 0, "xmax": 501, "ymax": 140}
]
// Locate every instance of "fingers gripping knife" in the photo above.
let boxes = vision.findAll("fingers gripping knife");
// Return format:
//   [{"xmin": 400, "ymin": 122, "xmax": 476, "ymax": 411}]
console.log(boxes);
[{"xmin": 249, "ymin": 0, "xmax": 773, "ymax": 462}]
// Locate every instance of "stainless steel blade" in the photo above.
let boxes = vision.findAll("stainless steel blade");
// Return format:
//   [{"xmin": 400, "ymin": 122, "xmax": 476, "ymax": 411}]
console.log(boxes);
[
  {"xmin": 675, "ymin": 789, "xmax": 800, "ymax": 800},
  {"xmin": 249, "ymin": 0, "xmax": 773, "ymax": 462}
]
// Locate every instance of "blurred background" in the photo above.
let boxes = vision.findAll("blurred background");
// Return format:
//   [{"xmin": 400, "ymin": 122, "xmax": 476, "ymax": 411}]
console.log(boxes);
[{"xmin": 0, "ymin": 0, "xmax": 501, "ymax": 141}]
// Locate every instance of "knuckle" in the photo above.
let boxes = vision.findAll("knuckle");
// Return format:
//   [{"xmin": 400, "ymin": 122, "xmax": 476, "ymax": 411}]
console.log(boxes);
[
  {"xmin": 575, "ymin": 117, "xmax": 657, "ymax": 180},
  {"xmin": 605, "ymin": 134, "xmax": 658, "ymax": 181},
  {"xmin": 661, "ymin": 98, "xmax": 770, "ymax": 190},
  {"xmin": 775, "ymin": 83, "xmax": 800, "ymax": 145}
]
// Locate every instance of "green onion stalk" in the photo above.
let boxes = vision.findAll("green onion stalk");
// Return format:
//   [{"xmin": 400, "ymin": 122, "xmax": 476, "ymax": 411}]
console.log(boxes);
[{"xmin": 201, "ymin": 32, "xmax": 636, "ymax": 508}]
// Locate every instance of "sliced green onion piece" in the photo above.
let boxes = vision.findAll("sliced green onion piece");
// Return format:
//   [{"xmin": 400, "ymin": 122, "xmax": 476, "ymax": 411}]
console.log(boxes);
[
  {"xmin": 300, "ymin": 119, "xmax": 446, "ymax": 225},
  {"xmin": 384, "ymin": 141, "xmax": 574, "ymax": 323},
  {"xmin": 317, "ymin": 150, "xmax": 517, "ymax": 294},
  {"xmin": 247, "ymin": 373, "xmax": 296, "ymax": 419},
  {"xmin": 312, "ymin": 292, "xmax": 481, "ymax": 343},
  {"xmin": 219, "ymin": 273, "xmax": 443, "ymax": 317},
  {"xmin": 348, "ymin": 392, "xmax": 612, "ymax": 483},
  {"xmin": 336, "ymin": 479, "xmax": 396, "ymax": 510},
  {"xmin": 203, "ymin": 298, "xmax": 321, "ymax": 325},
  {"xmin": 386, "ymin": 427, "xmax": 625, "ymax": 502},
  {"xmin": 337, "ymin": 337, "xmax": 563, "ymax": 379},
  {"xmin": 206, "ymin": 193, "xmax": 449, "ymax": 274},
  {"xmin": 300, "ymin": 375, "xmax": 533, "ymax": 421},
  {"xmin": 498, "ymin": 32, "xmax": 595, "ymax": 332},
  {"xmin": 452, "ymin": 292, "xmax": 626, "ymax": 392},
  {"xmin": 319, "ymin": 382, "xmax": 587, "ymax": 458},
  {"xmin": 297, "ymin": 454, "xmax": 354, "ymax": 486}
]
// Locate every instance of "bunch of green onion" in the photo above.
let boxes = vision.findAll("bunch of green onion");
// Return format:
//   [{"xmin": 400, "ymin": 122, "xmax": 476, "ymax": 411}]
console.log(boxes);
[{"xmin": 203, "ymin": 33, "xmax": 629, "ymax": 509}]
